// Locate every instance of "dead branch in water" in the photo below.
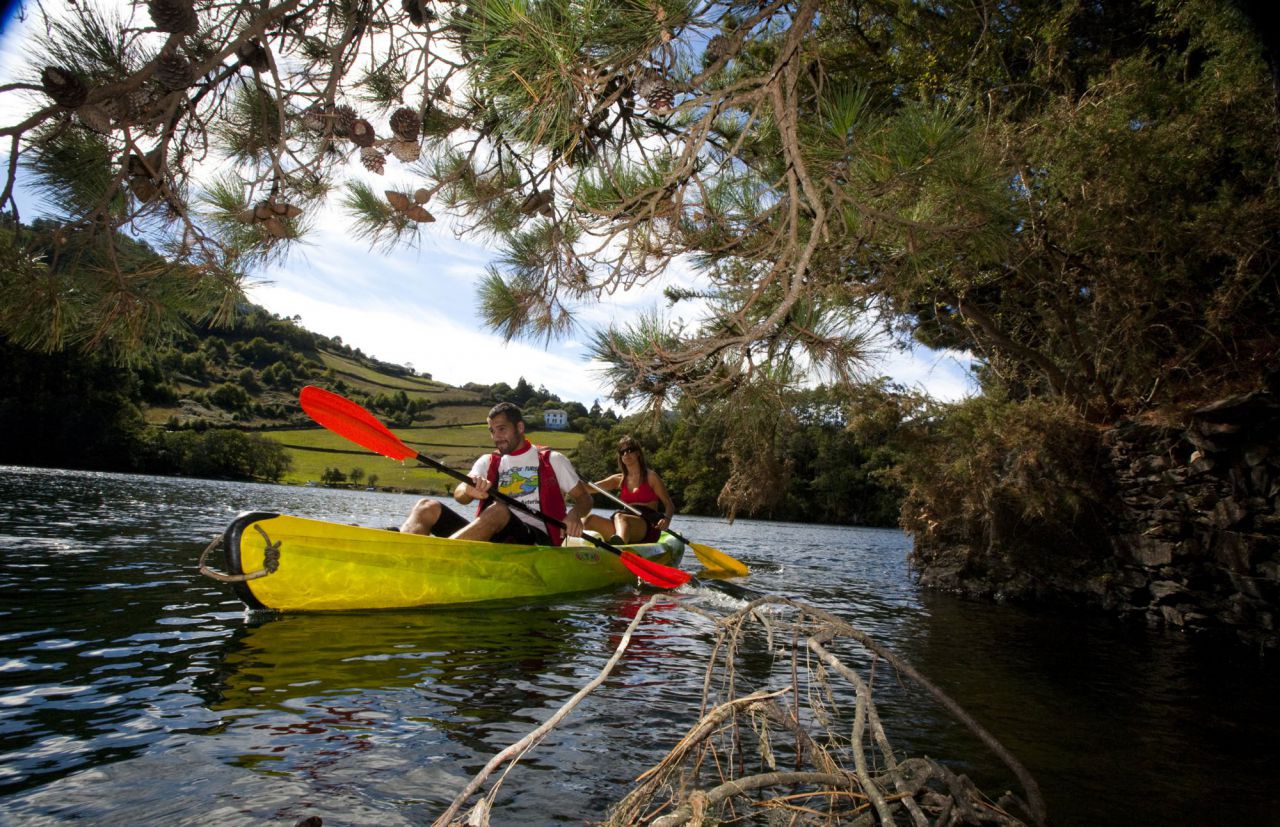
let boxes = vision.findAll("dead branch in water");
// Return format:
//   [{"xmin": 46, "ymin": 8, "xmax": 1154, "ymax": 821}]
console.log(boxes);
[{"xmin": 436, "ymin": 595, "xmax": 1046, "ymax": 826}]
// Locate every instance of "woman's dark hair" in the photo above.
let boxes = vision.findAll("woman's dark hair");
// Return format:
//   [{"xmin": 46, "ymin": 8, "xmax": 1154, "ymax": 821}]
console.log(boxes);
[{"xmin": 616, "ymin": 435, "xmax": 649, "ymax": 480}]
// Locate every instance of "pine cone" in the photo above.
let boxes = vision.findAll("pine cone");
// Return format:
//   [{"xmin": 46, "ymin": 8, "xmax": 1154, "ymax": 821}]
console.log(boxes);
[
  {"xmin": 156, "ymin": 53, "xmax": 195, "ymax": 91},
  {"xmin": 704, "ymin": 34, "xmax": 730, "ymax": 66},
  {"xmin": 386, "ymin": 191, "xmax": 412, "ymax": 212},
  {"xmin": 402, "ymin": 0, "xmax": 435, "ymax": 26},
  {"xmin": 40, "ymin": 66, "xmax": 88, "ymax": 109},
  {"xmin": 389, "ymin": 107, "xmax": 420, "ymax": 142},
  {"xmin": 404, "ymin": 204, "xmax": 435, "ymax": 223},
  {"xmin": 634, "ymin": 69, "xmax": 661, "ymax": 99},
  {"xmin": 350, "ymin": 118, "xmax": 376, "ymax": 147},
  {"xmin": 519, "ymin": 189, "xmax": 554, "ymax": 217},
  {"xmin": 646, "ymin": 84, "xmax": 675, "ymax": 113},
  {"xmin": 147, "ymin": 0, "xmax": 198, "ymax": 34},
  {"xmin": 300, "ymin": 105, "xmax": 328, "ymax": 133},
  {"xmin": 118, "ymin": 89, "xmax": 153, "ymax": 124},
  {"xmin": 237, "ymin": 40, "xmax": 270, "ymax": 73},
  {"xmin": 333, "ymin": 105, "xmax": 358, "ymax": 137},
  {"xmin": 413, "ymin": 188, "xmax": 431, "ymax": 204},
  {"xmin": 388, "ymin": 140, "xmax": 421, "ymax": 163},
  {"xmin": 76, "ymin": 104, "xmax": 113, "ymax": 134},
  {"xmin": 360, "ymin": 146, "xmax": 385, "ymax": 174}
]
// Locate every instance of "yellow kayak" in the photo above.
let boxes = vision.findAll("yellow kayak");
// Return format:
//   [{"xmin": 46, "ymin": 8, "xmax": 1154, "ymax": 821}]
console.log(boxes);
[{"xmin": 203, "ymin": 511, "xmax": 686, "ymax": 612}]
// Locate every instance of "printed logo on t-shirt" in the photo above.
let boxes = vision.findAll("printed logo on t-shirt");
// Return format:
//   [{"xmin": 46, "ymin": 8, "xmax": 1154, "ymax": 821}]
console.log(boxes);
[{"xmin": 500, "ymin": 468, "xmax": 539, "ymax": 499}]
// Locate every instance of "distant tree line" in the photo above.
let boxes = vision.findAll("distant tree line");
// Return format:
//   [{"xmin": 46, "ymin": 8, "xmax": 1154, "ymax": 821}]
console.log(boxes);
[
  {"xmin": 574, "ymin": 387, "xmax": 905, "ymax": 528},
  {"xmin": 462, "ymin": 377, "xmax": 621, "ymax": 433},
  {"xmin": 0, "ymin": 339, "xmax": 291, "ymax": 481}
]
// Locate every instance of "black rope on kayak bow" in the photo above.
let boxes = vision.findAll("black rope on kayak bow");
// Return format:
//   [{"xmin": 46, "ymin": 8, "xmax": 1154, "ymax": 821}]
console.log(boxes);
[{"xmin": 197, "ymin": 525, "xmax": 281, "ymax": 583}]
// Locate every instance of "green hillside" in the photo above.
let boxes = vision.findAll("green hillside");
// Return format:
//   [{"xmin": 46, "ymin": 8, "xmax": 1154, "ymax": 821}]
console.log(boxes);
[
  {"xmin": 264, "ymin": 415, "xmax": 582, "ymax": 492},
  {"xmin": 1, "ymin": 299, "xmax": 600, "ymax": 488}
]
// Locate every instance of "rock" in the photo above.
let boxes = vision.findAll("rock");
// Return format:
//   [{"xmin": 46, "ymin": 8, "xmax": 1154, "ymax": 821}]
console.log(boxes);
[
  {"xmin": 1245, "ymin": 447, "xmax": 1271, "ymax": 466},
  {"xmin": 1211, "ymin": 497, "xmax": 1247, "ymax": 529},
  {"xmin": 1127, "ymin": 535, "xmax": 1175, "ymax": 567},
  {"xmin": 1189, "ymin": 455, "xmax": 1216, "ymax": 475},
  {"xmin": 1249, "ymin": 466, "xmax": 1270, "ymax": 496},
  {"xmin": 1214, "ymin": 531, "xmax": 1260, "ymax": 573},
  {"xmin": 1150, "ymin": 580, "xmax": 1187, "ymax": 603}
]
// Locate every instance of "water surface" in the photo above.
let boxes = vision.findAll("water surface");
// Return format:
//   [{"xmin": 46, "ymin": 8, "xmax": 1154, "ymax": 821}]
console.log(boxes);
[{"xmin": 1, "ymin": 466, "xmax": 1276, "ymax": 825}]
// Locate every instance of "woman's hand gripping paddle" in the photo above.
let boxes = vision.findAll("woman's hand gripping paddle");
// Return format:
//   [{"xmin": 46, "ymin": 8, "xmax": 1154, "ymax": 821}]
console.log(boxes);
[
  {"xmin": 299, "ymin": 386, "xmax": 692, "ymax": 590},
  {"xmin": 587, "ymin": 481, "xmax": 749, "ymax": 576}
]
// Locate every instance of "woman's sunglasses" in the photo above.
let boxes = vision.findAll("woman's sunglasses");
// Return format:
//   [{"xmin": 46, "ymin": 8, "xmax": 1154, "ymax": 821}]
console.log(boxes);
[{"xmin": 619, "ymin": 447, "xmax": 639, "ymax": 455}]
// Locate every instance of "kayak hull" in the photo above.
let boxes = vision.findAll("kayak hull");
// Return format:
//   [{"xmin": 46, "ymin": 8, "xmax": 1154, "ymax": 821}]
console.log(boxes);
[{"xmin": 219, "ymin": 511, "xmax": 685, "ymax": 612}]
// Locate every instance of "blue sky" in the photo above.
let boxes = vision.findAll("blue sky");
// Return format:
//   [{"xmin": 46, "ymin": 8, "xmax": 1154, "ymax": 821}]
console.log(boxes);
[{"xmin": 0, "ymin": 9, "xmax": 977, "ymax": 408}]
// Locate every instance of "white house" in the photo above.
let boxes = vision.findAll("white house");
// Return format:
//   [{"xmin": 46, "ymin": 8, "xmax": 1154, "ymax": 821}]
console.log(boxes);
[{"xmin": 543, "ymin": 409, "xmax": 569, "ymax": 430}]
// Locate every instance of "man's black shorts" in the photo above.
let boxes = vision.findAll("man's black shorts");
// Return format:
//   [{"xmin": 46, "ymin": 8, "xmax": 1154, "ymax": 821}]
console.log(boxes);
[{"xmin": 430, "ymin": 503, "xmax": 553, "ymax": 546}]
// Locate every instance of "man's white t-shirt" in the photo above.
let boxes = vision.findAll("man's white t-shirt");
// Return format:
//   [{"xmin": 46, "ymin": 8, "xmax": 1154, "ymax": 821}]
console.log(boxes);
[{"xmin": 467, "ymin": 442, "xmax": 581, "ymax": 531}]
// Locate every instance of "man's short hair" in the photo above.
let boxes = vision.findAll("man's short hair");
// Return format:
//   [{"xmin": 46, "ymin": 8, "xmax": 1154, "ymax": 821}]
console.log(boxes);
[{"xmin": 488, "ymin": 401, "xmax": 524, "ymax": 425}]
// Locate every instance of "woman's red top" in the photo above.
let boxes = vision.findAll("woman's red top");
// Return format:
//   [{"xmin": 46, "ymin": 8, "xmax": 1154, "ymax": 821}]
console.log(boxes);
[{"xmin": 620, "ymin": 475, "xmax": 663, "ymax": 542}]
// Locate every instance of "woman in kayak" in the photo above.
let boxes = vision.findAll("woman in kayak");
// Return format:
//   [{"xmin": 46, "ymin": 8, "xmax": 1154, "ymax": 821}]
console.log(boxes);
[{"xmin": 585, "ymin": 436, "xmax": 676, "ymax": 544}]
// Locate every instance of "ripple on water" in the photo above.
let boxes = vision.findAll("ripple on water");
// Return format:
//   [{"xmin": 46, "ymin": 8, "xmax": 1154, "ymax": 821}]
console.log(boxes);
[{"xmin": 2, "ymin": 467, "xmax": 1279, "ymax": 827}]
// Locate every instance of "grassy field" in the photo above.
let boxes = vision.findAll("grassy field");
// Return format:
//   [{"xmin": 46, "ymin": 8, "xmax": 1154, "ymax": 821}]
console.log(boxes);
[
  {"xmin": 144, "ymin": 348, "xmax": 490, "ymax": 427},
  {"xmin": 267, "ymin": 425, "xmax": 583, "ymax": 493},
  {"xmin": 316, "ymin": 351, "xmax": 447, "ymax": 394},
  {"xmin": 139, "ymin": 335, "xmax": 587, "ymax": 492}
]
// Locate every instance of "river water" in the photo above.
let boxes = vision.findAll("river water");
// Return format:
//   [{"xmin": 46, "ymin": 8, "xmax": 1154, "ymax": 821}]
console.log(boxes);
[{"xmin": 0, "ymin": 465, "xmax": 1276, "ymax": 825}]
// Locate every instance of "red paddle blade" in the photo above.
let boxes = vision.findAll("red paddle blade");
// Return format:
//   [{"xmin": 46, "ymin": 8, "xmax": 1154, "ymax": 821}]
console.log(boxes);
[
  {"xmin": 299, "ymin": 385, "xmax": 416, "ymax": 461},
  {"xmin": 620, "ymin": 550, "xmax": 692, "ymax": 589}
]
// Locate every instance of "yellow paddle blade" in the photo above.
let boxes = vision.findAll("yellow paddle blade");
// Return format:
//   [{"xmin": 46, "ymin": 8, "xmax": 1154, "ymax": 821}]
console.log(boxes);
[{"xmin": 691, "ymin": 542, "xmax": 749, "ymax": 576}]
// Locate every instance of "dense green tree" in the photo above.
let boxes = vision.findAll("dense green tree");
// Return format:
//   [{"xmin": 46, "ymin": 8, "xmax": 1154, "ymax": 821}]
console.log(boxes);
[
  {"xmin": 141, "ymin": 428, "xmax": 292, "ymax": 481},
  {"xmin": 6, "ymin": 0, "xmax": 1268, "ymax": 418},
  {"xmin": 208, "ymin": 381, "xmax": 250, "ymax": 411},
  {"xmin": 1, "ymin": 0, "xmax": 1275, "ymax": 533},
  {"xmin": 576, "ymin": 386, "xmax": 903, "ymax": 525},
  {"xmin": 0, "ymin": 338, "xmax": 147, "ymax": 470},
  {"xmin": 236, "ymin": 367, "xmax": 260, "ymax": 392}
]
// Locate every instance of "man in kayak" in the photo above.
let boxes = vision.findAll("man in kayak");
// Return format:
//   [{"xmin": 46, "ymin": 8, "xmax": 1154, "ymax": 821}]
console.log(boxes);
[{"xmin": 400, "ymin": 402, "xmax": 594, "ymax": 546}]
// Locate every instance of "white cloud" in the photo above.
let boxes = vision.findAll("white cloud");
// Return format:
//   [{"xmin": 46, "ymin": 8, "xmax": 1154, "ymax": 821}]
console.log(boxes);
[
  {"xmin": 248, "ymin": 224, "xmax": 622, "ymax": 405},
  {"xmin": 874, "ymin": 344, "xmax": 977, "ymax": 402}
]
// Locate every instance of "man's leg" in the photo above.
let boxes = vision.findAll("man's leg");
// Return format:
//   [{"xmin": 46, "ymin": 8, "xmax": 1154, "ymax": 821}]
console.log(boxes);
[
  {"xmin": 402, "ymin": 499, "xmax": 469, "ymax": 536},
  {"xmin": 450, "ymin": 501, "xmax": 512, "ymax": 541},
  {"xmin": 453, "ymin": 504, "xmax": 554, "ymax": 545}
]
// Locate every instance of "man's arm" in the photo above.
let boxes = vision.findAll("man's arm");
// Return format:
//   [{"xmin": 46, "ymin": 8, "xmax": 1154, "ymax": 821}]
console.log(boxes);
[
  {"xmin": 454, "ymin": 457, "xmax": 492, "ymax": 505},
  {"xmin": 563, "ymin": 480, "xmax": 593, "ymax": 537}
]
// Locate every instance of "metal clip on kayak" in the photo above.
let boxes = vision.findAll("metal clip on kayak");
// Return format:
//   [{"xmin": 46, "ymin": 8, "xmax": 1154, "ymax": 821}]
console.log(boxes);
[{"xmin": 199, "ymin": 524, "xmax": 281, "ymax": 583}]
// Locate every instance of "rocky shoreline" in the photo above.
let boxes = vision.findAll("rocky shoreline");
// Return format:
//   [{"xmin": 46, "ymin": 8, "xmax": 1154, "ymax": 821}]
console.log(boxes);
[{"xmin": 911, "ymin": 391, "xmax": 1280, "ymax": 651}]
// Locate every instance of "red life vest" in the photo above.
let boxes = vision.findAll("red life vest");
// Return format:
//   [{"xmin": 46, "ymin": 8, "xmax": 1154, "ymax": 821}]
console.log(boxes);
[{"xmin": 477, "ymin": 442, "xmax": 567, "ymax": 546}]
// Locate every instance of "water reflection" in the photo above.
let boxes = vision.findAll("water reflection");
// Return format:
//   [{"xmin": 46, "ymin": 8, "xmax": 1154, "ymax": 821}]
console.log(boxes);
[
  {"xmin": 3, "ymin": 466, "xmax": 1280, "ymax": 826},
  {"xmin": 205, "ymin": 605, "xmax": 585, "ymax": 724}
]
